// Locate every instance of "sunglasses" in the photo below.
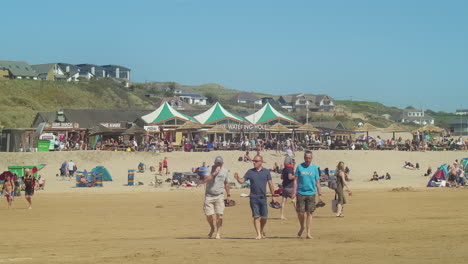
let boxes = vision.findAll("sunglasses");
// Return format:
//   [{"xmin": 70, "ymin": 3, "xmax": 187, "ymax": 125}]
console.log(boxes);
[{"xmin": 252, "ymin": 160, "xmax": 262, "ymax": 163}]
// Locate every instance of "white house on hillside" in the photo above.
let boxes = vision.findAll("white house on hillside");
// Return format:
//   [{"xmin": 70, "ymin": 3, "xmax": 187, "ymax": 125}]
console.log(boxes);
[{"xmin": 392, "ymin": 109, "xmax": 434, "ymax": 125}]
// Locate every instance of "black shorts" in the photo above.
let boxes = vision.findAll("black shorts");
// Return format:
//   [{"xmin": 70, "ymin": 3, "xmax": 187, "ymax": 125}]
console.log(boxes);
[
  {"xmin": 25, "ymin": 188, "xmax": 34, "ymax": 196},
  {"xmin": 163, "ymin": 166, "xmax": 168, "ymax": 168},
  {"xmin": 282, "ymin": 188, "xmax": 294, "ymax": 198},
  {"xmin": 69, "ymin": 170, "xmax": 75, "ymax": 176}
]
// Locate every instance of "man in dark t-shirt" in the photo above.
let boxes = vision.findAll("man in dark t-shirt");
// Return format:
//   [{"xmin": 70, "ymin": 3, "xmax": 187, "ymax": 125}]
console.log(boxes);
[
  {"xmin": 22, "ymin": 169, "xmax": 35, "ymax": 209},
  {"xmin": 235, "ymin": 155, "xmax": 277, "ymax": 240},
  {"xmin": 280, "ymin": 156, "xmax": 295, "ymax": 220}
]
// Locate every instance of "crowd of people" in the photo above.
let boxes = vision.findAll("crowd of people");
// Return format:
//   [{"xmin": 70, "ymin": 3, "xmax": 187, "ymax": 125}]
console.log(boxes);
[
  {"xmin": 1, "ymin": 168, "xmax": 44, "ymax": 209},
  {"xmin": 45, "ymin": 129, "xmax": 468, "ymax": 155},
  {"xmin": 201, "ymin": 151, "xmax": 352, "ymax": 240}
]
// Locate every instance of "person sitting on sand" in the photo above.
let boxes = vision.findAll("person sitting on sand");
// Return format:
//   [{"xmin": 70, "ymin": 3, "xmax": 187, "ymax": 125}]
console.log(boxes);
[
  {"xmin": 447, "ymin": 165, "xmax": 457, "ymax": 187},
  {"xmin": 138, "ymin": 162, "xmax": 146, "ymax": 173},
  {"xmin": 404, "ymin": 162, "xmax": 416, "ymax": 170},
  {"xmin": 371, "ymin": 171, "xmax": 379, "ymax": 181},
  {"xmin": 424, "ymin": 167, "xmax": 432, "ymax": 176},
  {"xmin": 385, "ymin": 173, "xmax": 391, "ymax": 180},
  {"xmin": 243, "ymin": 151, "xmax": 251, "ymax": 162},
  {"xmin": 272, "ymin": 162, "xmax": 281, "ymax": 174}
]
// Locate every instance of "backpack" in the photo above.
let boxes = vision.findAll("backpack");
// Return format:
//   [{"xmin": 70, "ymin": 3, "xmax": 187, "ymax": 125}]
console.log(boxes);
[{"xmin": 328, "ymin": 173, "xmax": 338, "ymax": 190}]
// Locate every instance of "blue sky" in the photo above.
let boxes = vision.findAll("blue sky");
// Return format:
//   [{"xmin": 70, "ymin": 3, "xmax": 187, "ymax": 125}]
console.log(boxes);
[{"xmin": 3, "ymin": 0, "xmax": 467, "ymax": 112}]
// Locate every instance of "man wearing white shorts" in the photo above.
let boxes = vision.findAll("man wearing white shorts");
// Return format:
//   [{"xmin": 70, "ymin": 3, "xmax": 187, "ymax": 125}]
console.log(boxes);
[{"xmin": 203, "ymin": 156, "xmax": 231, "ymax": 239}]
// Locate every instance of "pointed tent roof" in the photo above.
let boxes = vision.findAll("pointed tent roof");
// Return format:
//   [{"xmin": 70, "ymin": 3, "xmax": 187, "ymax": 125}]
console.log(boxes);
[
  {"xmin": 245, "ymin": 103, "xmax": 301, "ymax": 125},
  {"xmin": 141, "ymin": 102, "xmax": 198, "ymax": 125},
  {"xmin": 194, "ymin": 102, "xmax": 249, "ymax": 125}
]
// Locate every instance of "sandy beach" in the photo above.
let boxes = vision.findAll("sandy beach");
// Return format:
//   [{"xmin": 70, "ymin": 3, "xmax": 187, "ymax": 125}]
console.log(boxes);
[{"xmin": 1, "ymin": 150, "xmax": 468, "ymax": 263}]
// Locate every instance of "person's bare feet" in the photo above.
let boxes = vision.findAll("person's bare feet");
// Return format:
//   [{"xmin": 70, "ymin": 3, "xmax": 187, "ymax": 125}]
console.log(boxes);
[
  {"xmin": 28, "ymin": 206, "xmax": 32, "ymax": 210},
  {"xmin": 255, "ymin": 235, "xmax": 262, "ymax": 240},
  {"xmin": 215, "ymin": 233, "xmax": 221, "ymax": 239},
  {"xmin": 280, "ymin": 216, "xmax": 287, "ymax": 220},
  {"xmin": 208, "ymin": 228, "xmax": 214, "ymax": 238},
  {"xmin": 306, "ymin": 234, "xmax": 313, "ymax": 239},
  {"xmin": 261, "ymin": 231, "xmax": 266, "ymax": 239},
  {"xmin": 297, "ymin": 227, "xmax": 304, "ymax": 237}
]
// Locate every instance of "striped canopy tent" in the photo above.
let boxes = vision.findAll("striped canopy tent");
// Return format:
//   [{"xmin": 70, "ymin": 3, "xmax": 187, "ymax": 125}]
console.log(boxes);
[
  {"xmin": 383, "ymin": 124, "xmax": 407, "ymax": 139},
  {"xmin": 354, "ymin": 123, "xmax": 380, "ymax": 137},
  {"xmin": 141, "ymin": 102, "xmax": 198, "ymax": 126},
  {"xmin": 194, "ymin": 102, "xmax": 249, "ymax": 125},
  {"xmin": 245, "ymin": 103, "xmax": 301, "ymax": 126}
]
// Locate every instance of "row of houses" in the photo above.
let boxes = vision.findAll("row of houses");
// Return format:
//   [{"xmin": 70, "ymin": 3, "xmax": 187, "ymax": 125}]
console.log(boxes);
[
  {"xmin": 229, "ymin": 92, "xmax": 336, "ymax": 113},
  {"xmin": 0, "ymin": 61, "xmax": 131, "ymax": 82}
]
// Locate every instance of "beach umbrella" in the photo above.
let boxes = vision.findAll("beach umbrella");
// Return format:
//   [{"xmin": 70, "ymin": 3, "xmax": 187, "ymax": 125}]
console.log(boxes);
[
  {"xmin": 383, "ymin": 124, "xmax": 407, "ymax": 139},
  {"xmin": 207, "ymin": 125, "xmax": 230, "ymax": 142},
  {"xmin": 122, "ymin": 124, "xmax": 146, "ymax": 135},
  {"xmin": 266, "ymin": 122, "xmax": 291, "ymax": 132},
  {"xmin": 177, "ymin": 122, "xmax": 202, "ymax": 141},
  {"xmin": 413, "ymin": 125, "xmax": 444, "ymax": 133},
  {"xmin": 358, "ymin": 135, "xmax": 374, "ymax": 141},
  {"xmin": 266, "ymin": 122, "xmax": 291, "ymax": 140},
  {"xmin": 207, "ymin": 125, "xmax": 230, "ymax": 134},
  {"xmin": 0, "ymin": 171, "xmax": 14, "ymax": 181},
  {"xmin": 354, "ymin": 123, "xmax": 380, "ymax": 137},
  {"xmin": 296, "ymin": 123, "xmax": 320, "ymax": 132}
]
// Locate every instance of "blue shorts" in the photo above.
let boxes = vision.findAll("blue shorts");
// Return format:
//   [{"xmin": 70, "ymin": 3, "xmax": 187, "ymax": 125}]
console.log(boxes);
[{"xmin": 250, "ymin": 196, "xmax": 268, "ymax": 218}]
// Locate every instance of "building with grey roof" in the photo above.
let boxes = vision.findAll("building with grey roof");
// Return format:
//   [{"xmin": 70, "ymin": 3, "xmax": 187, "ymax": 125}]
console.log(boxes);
[
  {"xmin": 31, "ymin": 63, "xmax": 67, "ymax": 81},
  {"xmin": 392, "ymin": 109, "xmax": 434, "ymax": 125},
  {"xmin": 0, "ymin": 61, "xmax": 37, "ymax": 79},
  {"xmin": 76, "ymin": 64, "xmax": 107, "ymax": 78},
  {"xmin": 230, "ymin": 92, "xmax": 262, "ymax": 105},
  {"xmin": 101, "ymin": 65, "xmax": 131, "ymax": 80}
]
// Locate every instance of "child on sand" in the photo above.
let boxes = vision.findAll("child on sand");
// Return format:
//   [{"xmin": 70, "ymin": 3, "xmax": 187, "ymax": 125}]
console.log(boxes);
[{"xmin": 158, "ymin": 162, "xmax": 163, "ymax": 175}]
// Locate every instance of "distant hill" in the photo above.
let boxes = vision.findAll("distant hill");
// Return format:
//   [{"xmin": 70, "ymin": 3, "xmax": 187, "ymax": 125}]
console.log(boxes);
[
  {"xmin": 0, "ymin": 78, "xmax": 154, "ymax": 128},
  {"xmin": 0, "ymin": 78, "xmax": 458, "ymax": 129}
]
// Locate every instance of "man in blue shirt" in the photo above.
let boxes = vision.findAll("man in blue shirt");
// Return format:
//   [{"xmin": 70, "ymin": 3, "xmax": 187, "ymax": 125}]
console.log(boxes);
[
  {"xmin": 292, "ymin": 150, "xmax": 322, "ymax": 239},
  {"xmin": 196, "ymin": 162, "xmax": 208, "ymax": 179},
  {"xmin": 235, "ymin": 155, "xmax": 277, "ymax": 240}
]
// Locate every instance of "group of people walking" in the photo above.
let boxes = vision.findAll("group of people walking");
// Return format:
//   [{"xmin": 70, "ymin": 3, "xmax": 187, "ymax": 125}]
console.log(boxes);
[
  {"xmin": 202, "ymin": 151, "xmax": 351, "ymax": 240},
  {"xmin": 2, "ymin": 168, "xmax": 36, "ymax": 209}
]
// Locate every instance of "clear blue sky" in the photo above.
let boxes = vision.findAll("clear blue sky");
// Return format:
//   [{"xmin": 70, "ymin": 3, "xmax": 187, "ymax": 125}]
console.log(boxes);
[{"xmin": 3, "ymin": 0, "xmax": 467, "ymax": 112}]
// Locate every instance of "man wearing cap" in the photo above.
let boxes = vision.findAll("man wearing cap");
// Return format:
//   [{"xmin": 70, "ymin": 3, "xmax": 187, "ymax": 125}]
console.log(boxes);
[
  {"xmin": 203, "ymin": 156, "xmax": 231, "ymax": 239},
  {"xmin": 234, "ymin": 155, "xmax": 277, "ymax": 240}
]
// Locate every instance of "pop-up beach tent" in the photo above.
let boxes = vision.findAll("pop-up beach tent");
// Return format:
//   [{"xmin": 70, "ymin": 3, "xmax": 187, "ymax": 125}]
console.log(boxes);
[
  {"xmin": 427, "ymin": 164, "xmax": 449, "ymax": 187},
  {"xmin": 461, "ymin": 159, "xmax": 468, "ymax": 170},
  {"xmin": 92, "ymin": 166, "xmax": 113, "ymax": 181}
]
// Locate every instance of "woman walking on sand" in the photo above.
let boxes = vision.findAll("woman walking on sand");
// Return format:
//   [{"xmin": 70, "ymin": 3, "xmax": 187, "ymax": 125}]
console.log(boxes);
[{"xmin": 335, "ymin": 162, "xmax": 352, "ymax": 217}]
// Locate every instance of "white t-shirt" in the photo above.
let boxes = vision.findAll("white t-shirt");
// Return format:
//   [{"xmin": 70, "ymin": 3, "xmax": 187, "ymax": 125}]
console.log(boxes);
[{"xmin": 68, "ymin": 161, "xmax": 75, "ymax": 171}]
